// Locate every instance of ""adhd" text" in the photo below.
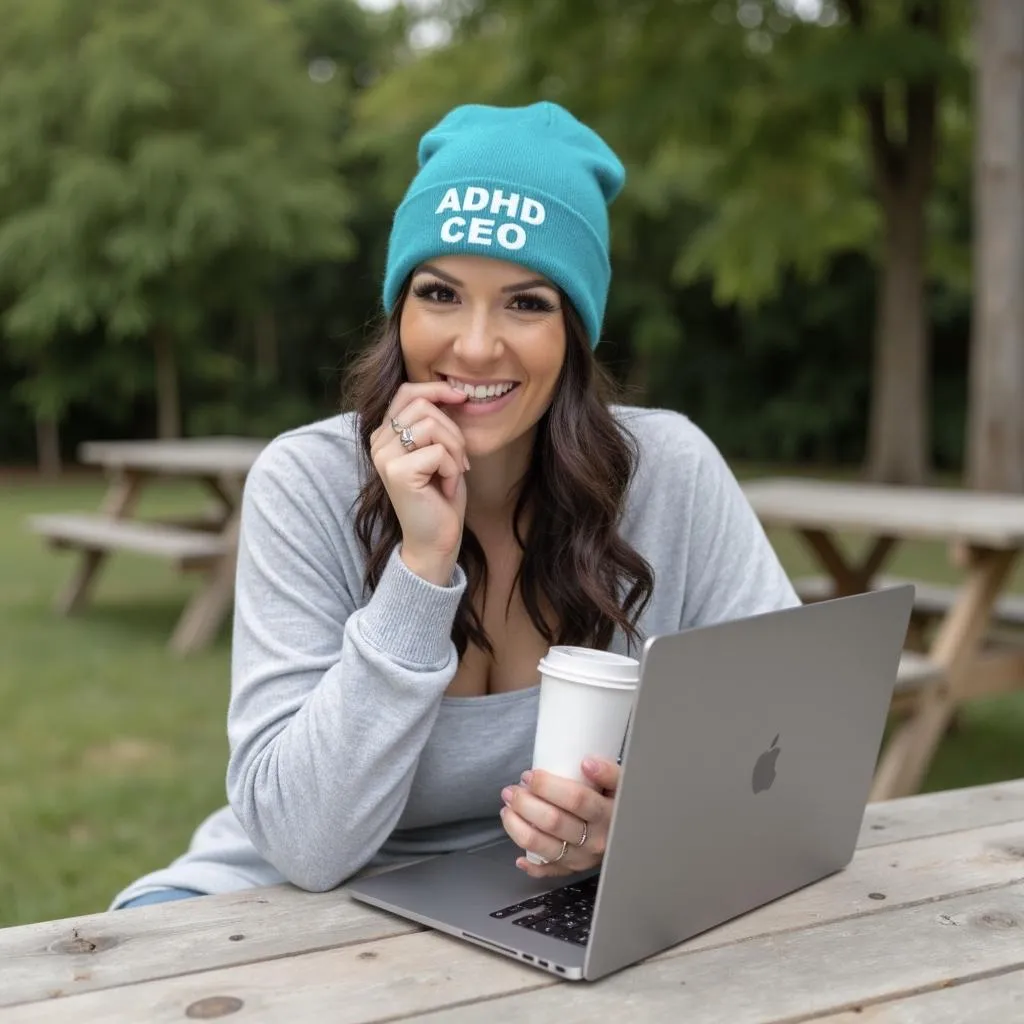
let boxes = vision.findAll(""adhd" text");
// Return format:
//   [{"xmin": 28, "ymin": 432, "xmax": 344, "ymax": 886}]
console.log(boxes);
[{"xmin": 435, "ymin": 186, "xmax": 546, "ymax": 252}]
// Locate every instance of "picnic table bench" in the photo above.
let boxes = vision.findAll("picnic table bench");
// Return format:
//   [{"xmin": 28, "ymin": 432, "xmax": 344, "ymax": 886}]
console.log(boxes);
[
  {"xmin": 28, "ymin": 513, "xmax": 229, "ymax": 565},
  {"xmin": 4, "ymin": 778, "xmax": 1024, "ymax": 1022},
  {"xmin": 793, "ymin": 573, "xmax": 1024, "ymax": 631},
  {"xmin": 743, "ymin": 476, "xmax": 1024, "ymax": 801},
  {"xmin": 26, "ymin": 436, "xmax": 267, "ymax": 655}
]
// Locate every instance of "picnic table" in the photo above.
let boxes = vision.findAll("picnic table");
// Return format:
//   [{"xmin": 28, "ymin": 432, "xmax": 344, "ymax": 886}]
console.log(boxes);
[
  {"xmin": 26, "ymin": 436, "xmax": 267, "ymax": 656},
  {"xmin": 743, "ymin": 476, "xmax": 1024, "ymax": 801},
  {"xmin": 4, "ymin": 779, "xmax": 1024, "ymax": 1022}
]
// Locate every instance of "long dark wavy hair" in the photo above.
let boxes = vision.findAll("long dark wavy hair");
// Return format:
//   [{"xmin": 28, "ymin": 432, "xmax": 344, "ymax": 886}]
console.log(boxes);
[{"xmin": 343, "ymin": 279, "xmax": 655, "ymax": 657}]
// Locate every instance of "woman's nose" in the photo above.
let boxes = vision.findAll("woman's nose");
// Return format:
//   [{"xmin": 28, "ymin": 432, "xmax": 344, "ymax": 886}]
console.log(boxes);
[{"xmin": 452, "ymin": 308, "xmax": 502, "ymax": 362}]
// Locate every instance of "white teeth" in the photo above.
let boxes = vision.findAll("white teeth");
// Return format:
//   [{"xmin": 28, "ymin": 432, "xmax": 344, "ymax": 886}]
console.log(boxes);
[{"xmin": 446, "ymin": 376, "xmax": 517, "ymax": 400}]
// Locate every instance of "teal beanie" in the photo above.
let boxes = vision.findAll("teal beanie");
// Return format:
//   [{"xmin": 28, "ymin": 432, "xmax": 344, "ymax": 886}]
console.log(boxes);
[{"xmin": 382, "ymin": 102, "xmax": 625, "ymax": 347}]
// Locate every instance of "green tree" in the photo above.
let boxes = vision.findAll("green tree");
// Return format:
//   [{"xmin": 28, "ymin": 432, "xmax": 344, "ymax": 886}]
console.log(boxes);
[{"xmin": 0, "ymin": 0, "xmax": 352, "ymax": 443}]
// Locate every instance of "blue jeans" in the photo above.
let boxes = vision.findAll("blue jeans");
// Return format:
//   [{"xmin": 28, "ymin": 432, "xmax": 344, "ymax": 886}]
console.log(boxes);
[{"xmin": 118, "ymin": 887, "xmax": 205, "ymax": 909}]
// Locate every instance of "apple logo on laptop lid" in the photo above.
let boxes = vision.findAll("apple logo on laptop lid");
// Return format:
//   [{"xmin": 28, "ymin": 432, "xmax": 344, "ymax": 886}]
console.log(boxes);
[{"xmin": 752, "ymin": 734, "xmax": 781, "ymax": 794}]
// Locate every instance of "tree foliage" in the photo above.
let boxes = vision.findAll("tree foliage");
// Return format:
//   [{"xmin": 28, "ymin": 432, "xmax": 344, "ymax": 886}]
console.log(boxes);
[
  {"xmin": 0, "ymin": 0, "xmax": 983, "ymax": 477},
  {"xmin": 0, "ymin": 0, "xmax": 352, "ymax": 435}
]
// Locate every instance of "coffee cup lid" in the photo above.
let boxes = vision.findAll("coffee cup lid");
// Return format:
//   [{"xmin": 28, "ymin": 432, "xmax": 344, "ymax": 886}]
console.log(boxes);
[{"xmin": 537, "ymin": 645, "xmax": 640, "ymax": 688}]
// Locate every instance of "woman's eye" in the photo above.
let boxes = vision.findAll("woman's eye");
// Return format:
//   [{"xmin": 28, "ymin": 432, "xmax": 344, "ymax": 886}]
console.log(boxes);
[
  {"xmin": 510, "ymin": 294, "xmax": 555, "ymax": 313},
  {"xmin": 414, "ymin": 282, "xmax": 458, "ymax": 303}
]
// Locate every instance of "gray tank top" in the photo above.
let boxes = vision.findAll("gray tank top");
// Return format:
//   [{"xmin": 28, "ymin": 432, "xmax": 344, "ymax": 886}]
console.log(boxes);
[{"xmin": 381, "ymin": 685, "xmax": 539, "ymax": 857}]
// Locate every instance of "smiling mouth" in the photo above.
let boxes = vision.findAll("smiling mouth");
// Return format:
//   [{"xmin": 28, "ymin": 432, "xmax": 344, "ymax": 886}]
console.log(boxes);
[{"xmin": 442, "ymin": 375, "xmax": 521, "ymax": 403}]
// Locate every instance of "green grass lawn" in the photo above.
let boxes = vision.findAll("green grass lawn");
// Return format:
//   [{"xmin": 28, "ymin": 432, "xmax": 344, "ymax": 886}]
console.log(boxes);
[
  {"xmin": 0, "ymin": 479, "xmax": 232, "ymax": 928},
  {"xmin": 2, "ymin": 472, "xmax": 1024, "ymax": 929}
]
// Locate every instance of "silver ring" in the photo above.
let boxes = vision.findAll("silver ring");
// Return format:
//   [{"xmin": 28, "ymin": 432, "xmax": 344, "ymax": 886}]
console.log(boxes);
[
  {"xmin": 552, "ymin": 840, "xmax": 568, "ymax": 863},
  {"xmin": 390, "ymin": 417, "xmax": 405, "ymax": 434},
  {"xmin": 399, "ymin": 427, "xmax": 416, "ymax": 451},
  {"xmin": 575, "ymin": 821, "xmax": 588, "ymax": 848}
]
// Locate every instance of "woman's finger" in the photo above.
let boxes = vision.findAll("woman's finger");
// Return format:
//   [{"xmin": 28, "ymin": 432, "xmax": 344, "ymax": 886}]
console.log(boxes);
[
  {"xmin": 502, "ymin": 784, "xmax": 587, "ymax": 848},
  {"xmin": 387, "ymin": 380, "xmax": 469, "ymax": 417},
  {"xmin": 373, "ymin": 401, "xmax": 469, "ymax": 471},
  {"xmin": 519, "ymin": 770, "xmax": 609, "ymax": 827},
  {"xmin": 385, "ymin": 382, "xmax": 468, "ymax": 434},
  {"xmin": 374, "ymin": 418, "xmax": 464, "ymax": 487},
  {"xmin": 386, "ymin": 396, "xmax": 462, "ymax": 438},
  {"xmin": 380, "ymin": 441, "xmax": 462, "ymax": 497},
  {"xmin": 371, "ymin": 405, "xmax": 446, "ymax": 457},
  {"xmin": 581, "ymin": 757, "xmax": 621, "ymax": 794},
  {"xmin": 500, "ymin": 806, "xmax": 571, "ymax": 868}
]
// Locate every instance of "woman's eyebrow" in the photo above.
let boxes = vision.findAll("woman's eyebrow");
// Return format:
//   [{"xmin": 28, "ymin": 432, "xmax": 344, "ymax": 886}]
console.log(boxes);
[
  {"xmin": 501, "ymin": 278, "xmax": 552, "ymax": 293},
  {"xmin": 416, "ymin": 264, "xmax": 463, "ymax": 286}
]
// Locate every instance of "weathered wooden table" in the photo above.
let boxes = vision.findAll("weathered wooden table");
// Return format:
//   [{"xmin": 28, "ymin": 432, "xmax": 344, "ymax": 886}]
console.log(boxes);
[
  {"xmin": 743, "ymin": 476, "xmax": 1024, "ymax": 801},
  {"xmin": 26, "ymin": 436, "xmax": 267, "ymax": 655},
  {"xmin": 5, "ymin": 781, "xmax": 1024, "ymax": 1020}
]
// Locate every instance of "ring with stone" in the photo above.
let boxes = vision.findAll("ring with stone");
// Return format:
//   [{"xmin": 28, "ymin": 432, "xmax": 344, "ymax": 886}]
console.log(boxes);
[{"xmin": 399, "ymin": 426, "xmax": 416, "ymax": 451}]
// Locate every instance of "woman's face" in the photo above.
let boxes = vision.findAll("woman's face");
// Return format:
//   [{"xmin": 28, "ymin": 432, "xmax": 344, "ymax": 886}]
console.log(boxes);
[{"xmin": 399, "ymin": 254, "xmax": 567, "ymax": 459}]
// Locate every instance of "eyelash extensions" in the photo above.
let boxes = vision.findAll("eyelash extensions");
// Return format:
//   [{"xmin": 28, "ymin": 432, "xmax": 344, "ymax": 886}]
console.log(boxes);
[{"xmin": 412, "ymin": 279, "xmax": 556, "ymax": 313}]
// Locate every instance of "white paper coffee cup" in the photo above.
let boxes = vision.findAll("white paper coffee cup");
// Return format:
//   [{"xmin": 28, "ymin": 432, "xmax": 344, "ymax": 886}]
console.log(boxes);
[{"xmin": 525, "ymin": 646, "xmax": 639, "ymax": 864}]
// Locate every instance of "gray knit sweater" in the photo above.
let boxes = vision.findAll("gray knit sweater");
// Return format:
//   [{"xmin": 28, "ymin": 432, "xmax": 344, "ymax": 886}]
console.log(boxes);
[{"xmin": 110, "ymin": 406, "xmax": 799, "ymax": 908}]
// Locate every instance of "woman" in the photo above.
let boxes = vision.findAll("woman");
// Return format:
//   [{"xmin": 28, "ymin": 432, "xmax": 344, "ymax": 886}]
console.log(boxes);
[{"xmin": 112, "ymin": 101, "xmax": 798, "ymax": 910}]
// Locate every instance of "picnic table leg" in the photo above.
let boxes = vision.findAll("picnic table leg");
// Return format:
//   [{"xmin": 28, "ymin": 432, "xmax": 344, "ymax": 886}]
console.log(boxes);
[
  {"xmin": 197, "ymin": 473, "xmax": 244, "ymax": 527},
  {"xmin": 798, "ymin": 530, "xmax": 896, "ymax": 595},
  {"xmin": 870, "ymin": 546, "xmax": 1018, "ymax": 801},
  {"xmin": 155, "ymin": 474, "xmax": 244, "ymax": 535},
  {"xmin": 202, "ymin": 472, "xmax": 244, "ymax": 509},
  {"xmin": 55, "ymin": 471, "xmax": 144, "ymax": 615},
  {"xmin": 168, "ymin": 516, "xmax": 240, "ymax": 655},
  {"xmin": 798, "ymin": 529, "xmax": 930, "ymax": 648}
]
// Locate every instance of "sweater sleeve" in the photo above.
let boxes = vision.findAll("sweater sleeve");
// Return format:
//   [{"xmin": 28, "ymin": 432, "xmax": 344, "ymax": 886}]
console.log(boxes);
[
  {"xmin": 225, "ymin": 437, "xmax": 465, "ymax": 892},
  {"xmin": 679, "ymin": 423, "xmax": 801, "ymax": 628}
]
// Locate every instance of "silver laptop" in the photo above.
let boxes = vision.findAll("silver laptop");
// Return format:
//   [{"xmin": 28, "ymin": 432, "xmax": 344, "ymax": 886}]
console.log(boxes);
[{"xmin": 347, "ymin": 585, "xmax": 914, "ymax": 981}]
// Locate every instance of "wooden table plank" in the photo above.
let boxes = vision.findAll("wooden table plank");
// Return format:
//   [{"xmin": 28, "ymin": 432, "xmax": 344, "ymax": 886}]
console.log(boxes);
[
  {"xmin": 811, "ymin": 967, "xmax": 1024, "ymax": 1021},
  {"xmin": 6, "ymin": 782, "xmax": 1024, "ymax": 1021},
  {"xmin": 0, "ymin": 929, "xmax": 541, "ymax": 1024},
  {"xmin": 401, "ymin": 884, "xmax": 1024, "ymax": 1024},
  {"xmin": 4, "ymin": 782, "xmax": 1024, "ymax": 1011},
  {"xmin": 0, "ymin": 781, "xmax": 1014, "ymax": 1010},
  {"xmin": 9, "ymin": 877, "xmax": 1024, "ymax": 1024},
  {"xmin": 663, "ymin": 818, "xmax": 1024, "ymax": 956},
  {"xmin": 6, "ymin": 814, "xmax": 1024, "ymax": 1019},
  {"xmin": 0, "ymin": 887, "xmax": 419, "ymax": 1010},
  {"xmin": 78, "ymin": 438, "xmax": 266, "ymax": 477},
  {"xmin": 742, "ymin": 477, "xmax": 1024, "ymax": 548},
  {"xmin": 856, "ymin": 778, "xmax": 1024, "ymax": 848}
]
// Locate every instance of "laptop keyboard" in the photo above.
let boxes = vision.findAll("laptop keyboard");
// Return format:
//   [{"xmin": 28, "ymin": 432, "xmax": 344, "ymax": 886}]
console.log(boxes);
[{"xmin": 489, "ymin": 875, "xmax": 598, "ymax": 946}]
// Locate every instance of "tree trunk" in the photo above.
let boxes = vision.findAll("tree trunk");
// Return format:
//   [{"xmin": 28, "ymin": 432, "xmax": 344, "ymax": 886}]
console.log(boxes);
[
  {"xmin": 865, "ymin": 183, "xmax": 931, "ymax": 483},
  {"xmin": 846, "ymin": 0, "xmax": 941, "ymax": 485},
  {"xmin": 153, "ymin": 328, "xmax": 181, "ymax": 439},
  {"xmin": 35, "ymin": 414, "xmax": 62, "ymax": 478},
  {"xmin": 966, "ymin": 0, "xmax": 1024, "ymax": 492}
]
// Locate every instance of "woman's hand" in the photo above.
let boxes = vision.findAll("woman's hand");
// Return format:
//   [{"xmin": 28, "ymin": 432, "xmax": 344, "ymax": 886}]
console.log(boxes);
[
  {"xmin": 500, "ymin": 757, "xmax": 620, "ymax": 877},
  {"xmin": 370, "ymin": 382, "xmax": 470, "ymax": 585}
]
